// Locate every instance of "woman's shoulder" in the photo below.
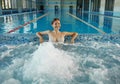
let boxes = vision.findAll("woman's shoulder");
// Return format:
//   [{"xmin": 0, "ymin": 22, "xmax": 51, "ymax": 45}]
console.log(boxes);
[
  {"xmin": 47, "ymin": 30, "xmax": 55, "ymax": 34},
  {"xmin": 60, "ymin": 32, "xmax": 67, "ymax": 36},
  {"xmin": 38, "ymin": 30, "xmax": 51, "ymax": 34},
  {"xmin": 61, "ymin": 31, "xmax": 67, "ymax": 34}
]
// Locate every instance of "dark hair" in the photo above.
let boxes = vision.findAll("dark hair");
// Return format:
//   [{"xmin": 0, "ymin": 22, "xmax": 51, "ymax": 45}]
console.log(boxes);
[{"xmin": 51, "ymin": 18, "xmax": 60, "ymax": 24}]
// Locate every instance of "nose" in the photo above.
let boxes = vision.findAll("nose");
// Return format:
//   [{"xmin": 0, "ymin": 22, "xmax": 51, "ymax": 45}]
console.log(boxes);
[
  {"xmin": 56, "ymin": 23, "xmax": 59, "ymax": 26},
  {"xmin": 55, "ymin": 23, "xmax": 60, "ymax": 27}
]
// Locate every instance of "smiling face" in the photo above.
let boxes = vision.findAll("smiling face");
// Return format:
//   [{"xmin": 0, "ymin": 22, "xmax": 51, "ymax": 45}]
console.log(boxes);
[{"xmin": 52, "ymin": 19, "xmax": 61, "ymax": 31}]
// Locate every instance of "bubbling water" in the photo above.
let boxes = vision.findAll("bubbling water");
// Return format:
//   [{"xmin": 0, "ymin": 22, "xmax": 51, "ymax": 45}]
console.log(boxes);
[
  {"xmin": 0, "ymin": 41, "xmax": 120, "ymax": 84},
  {"xmin": 22, "ymin": 42, "xmax": 79, "ymax": 83}
]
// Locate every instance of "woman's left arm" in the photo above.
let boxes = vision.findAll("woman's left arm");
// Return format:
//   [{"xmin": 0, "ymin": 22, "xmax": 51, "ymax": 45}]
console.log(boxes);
[{"xmin": 63, "ymin": 32, "xmax": 78, "ymax": 43}]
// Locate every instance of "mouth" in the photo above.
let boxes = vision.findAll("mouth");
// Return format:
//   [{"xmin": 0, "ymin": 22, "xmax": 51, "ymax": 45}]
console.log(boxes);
[{"xmin": 55, "ymin": 27, "xmax": 60, "ymax": 29}]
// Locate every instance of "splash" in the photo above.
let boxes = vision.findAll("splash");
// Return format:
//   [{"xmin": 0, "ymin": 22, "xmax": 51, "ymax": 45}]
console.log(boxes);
[
  {"xmin": 0, "ymin": 41, "xmax": 120, "ymax": 84},
  {"xmin": 22, "ymin": 42, "xmax": 79, "ymax": 83},
  {"xmin": 2, "ymin": 78, "xmax": 21, "ymax": 84}
]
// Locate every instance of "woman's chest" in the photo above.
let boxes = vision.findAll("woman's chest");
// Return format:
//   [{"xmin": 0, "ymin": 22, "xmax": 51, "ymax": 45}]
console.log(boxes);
[{"xmin": 48, "ymin": 33, "xmax": 65, "ymax": 42}]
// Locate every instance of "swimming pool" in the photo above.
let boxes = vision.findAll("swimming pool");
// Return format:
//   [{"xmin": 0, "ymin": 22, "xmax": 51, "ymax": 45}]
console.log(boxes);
[
  {"xmin": 0, "ymin": 34, "xmax": 120, "ymax": 84},
  {"xmin": 0, "ymin": 11, "xmax": 120, "ymax": 34},
  {"xmin": 0, "ymin": 12, "xmax": 120, "ymax": 84}
]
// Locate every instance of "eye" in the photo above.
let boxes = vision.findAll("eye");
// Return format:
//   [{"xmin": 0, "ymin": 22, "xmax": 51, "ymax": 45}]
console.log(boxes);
[
  {"xmin": 55, "ymin": 23, "xmax": 59, "ymax": 25},
  {"xmin": 55, "ymin": 23, "xmax": 57, "ymax": 25}
]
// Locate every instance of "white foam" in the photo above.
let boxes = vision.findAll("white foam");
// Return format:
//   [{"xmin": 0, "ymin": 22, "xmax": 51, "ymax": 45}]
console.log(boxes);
[
  {"xmin": 0, "ymin": 41, "xmax": 120, "ymax": 83},
  {"xmin": 0, "ymin": 49, "xmax": 13, "ymax": 60},
  {"xmin": 23, "ymin": 42, "xmax": 79, "ymax": 82},
  {"xmin": 112, "ymin": 55, "xmax": 120, "ymax": 62},
  {"xmin": 0, "ymin": 58, "xmax": 24, "ymax": 83},
  {"xmin": 0, "ymin": 45, "xmax": 19, "ymax": 60},
  {"xmin": 89, "ymin": 68, "xmax": 108, "ymax": 84},
  {"xmin": 2, "ymin": 78, "xmax": 21, "ymax": 84}
]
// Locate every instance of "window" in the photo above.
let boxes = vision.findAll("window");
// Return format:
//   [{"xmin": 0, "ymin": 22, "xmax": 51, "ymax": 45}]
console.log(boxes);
[
  {"xmin": 105, "ymin": 0, "xmax": 114, "ymax": 11},
  {"xmin": 2, "ymin": 0, "xmax": 5, "ymax": 9},
  {"xmin": 23, "ymin": 0, "xmax": 27, "ymax": 8},
  {"xmin": 2, "ymin": 0, "xmax": 11, "ymax": 9},
  {"xmin": 91, "ymin": 0, "xmax": 100, "ymax": 12},
  {"xmin": 11, "ymin": 0, "xmax": 17, "ymax": 9},
  {"xmin": 32, "ymin": 0, "xmax": 36, "ymax": 8},
  {"xmin": 84, "ymin": 0, "xmax": 89, "ymax": 11}
]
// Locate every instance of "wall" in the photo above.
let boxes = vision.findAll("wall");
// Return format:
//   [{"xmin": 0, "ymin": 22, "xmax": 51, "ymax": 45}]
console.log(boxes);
[
  {"xmin": 99, "ymin": 0, "xmax": 105, "ymax": 14},
  {"xmin": 47, "ymin": 0, "xmax": 76, "ymax": 14},
  {"xmin": 0, "ymin": 0, "xmax": 2, "ymax": 15},
  {"xmin": 114, "ymin": 0, "xmax": 120, "ymax": 12},
  {"xmin": 62, "ymin": 0, "xmax": 76, "ymax": 14},
  {"xmin": 113, "ymin": 0, "xmax": 120, "ymax": 16},
  {"xmin": 47, "ymin": 0, "xmax": 61, "ymax": 10},
  {"xmin": 17, "ymin": 0, "xmax": 23, "ymax": 13},
  {"xmin": 112, "ymin": 0, "xmax": 120, "ymax": 33}
]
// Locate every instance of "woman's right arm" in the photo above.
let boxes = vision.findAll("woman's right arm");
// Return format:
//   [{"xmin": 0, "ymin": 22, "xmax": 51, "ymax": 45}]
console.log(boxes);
[
  {"xmin": 36, "ymin": 30, "xmax": 50, "ymax": 43},
  {"xmin": 63, "ymin": 32, "xmax": 78, "ymax": 43}
]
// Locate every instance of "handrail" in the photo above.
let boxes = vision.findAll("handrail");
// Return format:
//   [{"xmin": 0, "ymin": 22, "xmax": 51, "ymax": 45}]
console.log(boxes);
[
  {"xmin": 7, "ymin": 13, "xmax": 48, "ymax": 33},
  {"xmin": 67, "ymin": 13, "xmax": 106, "ymax": 34},
  {"xmin": 89, "ymin": 13, "xmax": 120, "ymax": 19},
  {"xmin": 79, "ymin": 11, "xmax": 120, "ymax": 19},
  {"xmin": 0, "ymin": 11, "xmax": 38, "ymax": 17}
]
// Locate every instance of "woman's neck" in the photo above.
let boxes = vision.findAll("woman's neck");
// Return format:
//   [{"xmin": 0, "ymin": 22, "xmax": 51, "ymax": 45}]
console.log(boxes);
[{"xmin": 53, "ymin": 29, "xmax": 60, "ymax": 34}]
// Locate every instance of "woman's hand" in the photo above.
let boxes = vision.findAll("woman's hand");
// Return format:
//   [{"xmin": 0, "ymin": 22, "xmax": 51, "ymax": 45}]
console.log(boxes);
[
  {"xmin": 71, "ymin": 39, "xmax": 74, "ymax": 43},
  {"xmin": 36, "ymin": 31, "xmax": 50, "ymax": 43},
  {"xmin": 36, "ymin": 32, "xmax": 44, "ymax": 43},
  {"xmin": 39, "ymin": 38, "xmax": 44, "ymax": 43},
  {"xmin": 71, "ymin": 33, "xmax": 78, "ymax": 43}
]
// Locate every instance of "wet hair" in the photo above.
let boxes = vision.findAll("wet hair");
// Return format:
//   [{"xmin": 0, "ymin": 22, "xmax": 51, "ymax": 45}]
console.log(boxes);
[{"xmin": 51, "ymin": 18, "xmax": 60, "ymax": 24}]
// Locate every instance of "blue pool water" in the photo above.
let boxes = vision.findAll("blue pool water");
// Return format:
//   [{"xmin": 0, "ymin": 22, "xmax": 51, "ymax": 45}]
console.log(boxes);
[
  {"xmin": 0, "ymin": 12, "xmax": 120, "ymax": 84},
  {"xmin": 0, "ymin": 11, "xmax": 120, "ymax": 34},
  {"xmin": 0, "ymin": 34, "xmax": 120, "ymax": 84}
]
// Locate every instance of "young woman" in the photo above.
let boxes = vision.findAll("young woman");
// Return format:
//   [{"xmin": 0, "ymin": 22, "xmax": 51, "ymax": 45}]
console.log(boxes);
[{"xmin": 36, "ymin": 18, "xmax": 78, "ymax": 43}]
